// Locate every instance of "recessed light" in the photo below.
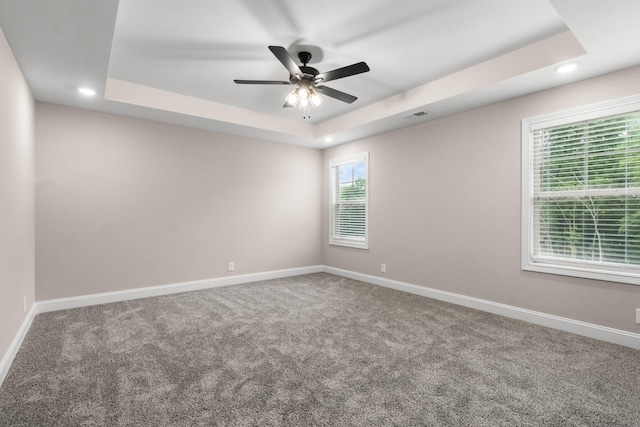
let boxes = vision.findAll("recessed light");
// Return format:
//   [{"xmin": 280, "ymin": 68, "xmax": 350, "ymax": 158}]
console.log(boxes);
[
  {"xmin": 554, "ymin": 62, "xmax": 579, "ymax": 74},
  {"xmin": 78, "ymin": 87, "xmax": 96, "ymax": 96},
  {"xmin": 323, "ymin": 137, "xmax": 334, "ymax": 143}
]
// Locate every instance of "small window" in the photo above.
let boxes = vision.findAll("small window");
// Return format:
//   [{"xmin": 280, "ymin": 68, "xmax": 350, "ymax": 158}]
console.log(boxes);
[
  {"xmin": 330, "ymin": 152, "xmax": 369, "ymax": 249},
  {"xmin": 522, "ymin": 94, "xmax": 640, "ymax": 285}
]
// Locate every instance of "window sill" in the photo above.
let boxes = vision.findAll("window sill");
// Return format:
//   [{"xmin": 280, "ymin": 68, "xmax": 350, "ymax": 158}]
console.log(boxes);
[
  {"xmin": 329, "ymin": 239, "xmax": 369, "ymax": 250},
  {"xmin": 522, "ymin": 259, "xmax": 640, "ymax": 286}
]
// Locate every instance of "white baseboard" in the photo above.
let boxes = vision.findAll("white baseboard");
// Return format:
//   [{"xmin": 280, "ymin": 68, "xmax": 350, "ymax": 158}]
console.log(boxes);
[
  {"xmin": 4, "ymin": 263, "xmax": 636, "ymax": 389},
  {"xmin": 323, "ymin": 266, "xmax": 640, "ymax": 350},
  {"xmin": 0, "ymin": 304, "xmax": 36, "ymax": 387},
  {"xmin": 36, "ymin": 265, "xmax": 323, "ymax": 313}
]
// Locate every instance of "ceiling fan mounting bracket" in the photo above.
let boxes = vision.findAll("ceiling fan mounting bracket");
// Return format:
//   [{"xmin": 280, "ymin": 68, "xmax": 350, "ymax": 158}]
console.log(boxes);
[{"xmin": 298, "ymin": 51, "xmax": 312, "ymax": 65}]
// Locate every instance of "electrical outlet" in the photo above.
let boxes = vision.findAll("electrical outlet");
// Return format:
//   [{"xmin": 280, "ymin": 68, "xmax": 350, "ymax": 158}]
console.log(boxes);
[
  {"xmin": 228, "ymin": 262, "xmax": 235, "ymax": 272},
  {"xmin": 636, "ymin": 308, "xmax": 640, "ymax": 325},
  {"xmin": 23, "ymin": 297, "xmax": 26, "ymax": 313},
  {"xmin": 381, "ymin": 263, "xmax": 386, "ymax": 273}
]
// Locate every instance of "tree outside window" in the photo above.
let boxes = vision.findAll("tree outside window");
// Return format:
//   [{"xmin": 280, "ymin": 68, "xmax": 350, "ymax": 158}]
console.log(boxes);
[{"xmin": 523, "ymin": 95, "xmax": 640, "ymax": 285}]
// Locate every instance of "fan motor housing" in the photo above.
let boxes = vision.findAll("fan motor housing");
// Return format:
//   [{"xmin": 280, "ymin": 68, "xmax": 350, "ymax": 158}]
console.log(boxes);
[
  {"xmin": 290, "ymin": 53, "xmax": 319, "ymax": 82},
  {"xmin": 300, "ymin": 66, "xmax": 319, "ymax": 76},
  {"xmin": 294, "ymin": 52, "xmax": 319, "ymax": 81}
]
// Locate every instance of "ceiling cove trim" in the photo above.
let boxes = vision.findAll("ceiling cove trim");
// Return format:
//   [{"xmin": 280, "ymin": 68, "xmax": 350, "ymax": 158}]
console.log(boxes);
[
  {"xmin": 105, "ymin": 31, "xmax": 585, "ymax": 145},
  {"xmin": 105, "ymin": 78, "xmax": 314, "ymax": 139},
  {"xmin": 316, "ymin": 30, "xmax": 586, "ymax": 137}
]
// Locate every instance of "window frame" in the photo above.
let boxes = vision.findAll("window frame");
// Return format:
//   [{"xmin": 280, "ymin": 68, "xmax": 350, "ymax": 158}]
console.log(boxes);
[
  {"xmin": 521, "ymin": 94, "xmax": 640, "ymax": 286},
  {"xmin": 329, "ymin": 152, "xmax": 369, "ymax": 249}
]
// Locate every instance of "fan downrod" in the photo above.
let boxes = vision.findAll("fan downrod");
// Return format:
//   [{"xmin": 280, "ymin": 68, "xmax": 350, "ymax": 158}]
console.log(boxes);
[{"xmin": 297, "ymin": 51, "xmax": 319, "ymax": 78}]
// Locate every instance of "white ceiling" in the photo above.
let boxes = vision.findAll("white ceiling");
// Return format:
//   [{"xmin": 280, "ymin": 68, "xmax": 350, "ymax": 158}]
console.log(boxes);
[{"xmin": 1, "ymin": 0, "xmax": 639, "ymax": 148}]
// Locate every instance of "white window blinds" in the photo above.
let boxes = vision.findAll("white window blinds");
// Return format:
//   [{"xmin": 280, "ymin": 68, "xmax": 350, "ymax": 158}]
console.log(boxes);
[
  {"xmin": 522, "ymin": 95, "xmax": 640, "ymax": 285},
  {"xmin": 329, "ymin": 153, "xmax": 369, "ymax": 249}
]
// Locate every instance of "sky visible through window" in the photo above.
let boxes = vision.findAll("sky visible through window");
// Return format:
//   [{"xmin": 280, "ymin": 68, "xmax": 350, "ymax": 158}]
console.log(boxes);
[{"xmin": 338, "ymin": 161, "xmax": 366, "ymax": 187}]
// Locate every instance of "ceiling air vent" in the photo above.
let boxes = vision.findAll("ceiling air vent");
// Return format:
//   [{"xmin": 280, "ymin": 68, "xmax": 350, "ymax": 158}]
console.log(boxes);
[{"xmin": 403, "ymin": 110, "xmax": 430, "ymax": 120}]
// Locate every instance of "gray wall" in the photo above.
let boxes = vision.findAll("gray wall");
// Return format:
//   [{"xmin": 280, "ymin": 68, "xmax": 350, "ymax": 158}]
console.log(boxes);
[
  {"xmin": 322, "ymin": 66, "xmax": 640, "ymax": 334},
  {"xmin": 0, "ymin": 28, "xmax": 35, "ymax": 360},
  {"xmin": 35, "ymin": 103, "xmax": 323, "ymax": 300}
]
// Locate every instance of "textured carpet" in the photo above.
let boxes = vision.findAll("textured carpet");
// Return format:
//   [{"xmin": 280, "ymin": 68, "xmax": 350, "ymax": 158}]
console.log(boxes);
[{"xmin": 1, "ymin": 273, "xmax": 639, "ymax": 426}]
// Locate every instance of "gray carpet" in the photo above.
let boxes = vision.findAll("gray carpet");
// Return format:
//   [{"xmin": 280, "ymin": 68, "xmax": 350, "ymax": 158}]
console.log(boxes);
[{"xmin": 1, "ymin": 273, "xmax": 639, "ymax": 426}]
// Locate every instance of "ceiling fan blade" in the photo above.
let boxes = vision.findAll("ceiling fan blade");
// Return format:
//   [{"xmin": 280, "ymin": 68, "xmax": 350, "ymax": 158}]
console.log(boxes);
[
  {"xmin": 283, "ymin": 100, "xmax": 295, "ymax": 108},
  {"xmin": 268, "ymin": 45, "xmax": 302, "ymax": 76},
  {"xmin": 316, "ymin": 62, "xmax": 370, "ymax": 83},
  {"xmin": 316, "ymin": 85, "xmax": 358, "ymax": 104},
  {"xmin": 234, "ymin": 80, "xmax": 291, "ymax": 85}
]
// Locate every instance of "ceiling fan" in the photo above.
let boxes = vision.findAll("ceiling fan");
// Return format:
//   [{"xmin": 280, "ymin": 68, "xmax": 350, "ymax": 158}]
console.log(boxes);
[{"xmin": 234, "ymin": 46, "xmax": 370, "ymax": 117}]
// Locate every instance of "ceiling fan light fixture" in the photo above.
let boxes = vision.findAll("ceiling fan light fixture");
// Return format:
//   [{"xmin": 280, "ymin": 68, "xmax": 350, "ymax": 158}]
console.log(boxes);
[
  {"xmin": 285, "ymin": 85, "xmax": 323, "ymax": 112},
  {"xmin": 298, "ymin": 86, "xmax": 310, "ymax": 100},
  {"xmin": 310, "ymin": 91, "xmax": 323, "ymax": 107},
  {"xmin": 236, "ymin": 46, "xmax": 370, "ymax": 119},
  {"xmin": 286, "ymin": 91, "xmax": 299, "ymax": 107}
]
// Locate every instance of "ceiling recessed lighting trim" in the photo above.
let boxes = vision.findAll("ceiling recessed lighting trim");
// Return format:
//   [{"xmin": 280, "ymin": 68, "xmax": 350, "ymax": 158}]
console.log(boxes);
[
  {"xmin": 78, "ymin": 87, "xmax": 96, "ymax": 96},
  {"xmin": 323, "ymin": 136, "xmax": 334, "ymax": 143},
  {"xmin": 554, "ymin": 62, "xmax": 579, "ymax": 74}
]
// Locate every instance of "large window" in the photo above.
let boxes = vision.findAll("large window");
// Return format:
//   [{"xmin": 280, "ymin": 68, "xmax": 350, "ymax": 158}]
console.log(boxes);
[
  {"xmin": 330, "ymin": 152, "xmax": 369, "ymax": 249},
  {"xmin": 522, "ymin": 94, "xmax": 640, "ymax": 285}
]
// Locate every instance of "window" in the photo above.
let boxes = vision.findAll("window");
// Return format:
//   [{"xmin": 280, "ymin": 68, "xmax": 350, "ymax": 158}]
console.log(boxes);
[
  {"xmin": 330, "ymin": 152, "xmax": 369, "ymax": 249},
  {"xmin": 522, "ymin": 94, "xmax": 640, "ymax": 285}
]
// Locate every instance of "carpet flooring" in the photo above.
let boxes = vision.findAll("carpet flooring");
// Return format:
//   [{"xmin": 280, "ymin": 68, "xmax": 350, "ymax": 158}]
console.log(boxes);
[{"xmin": 1, "ymin": 273, "xmax": 639, "ymax": 426}]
